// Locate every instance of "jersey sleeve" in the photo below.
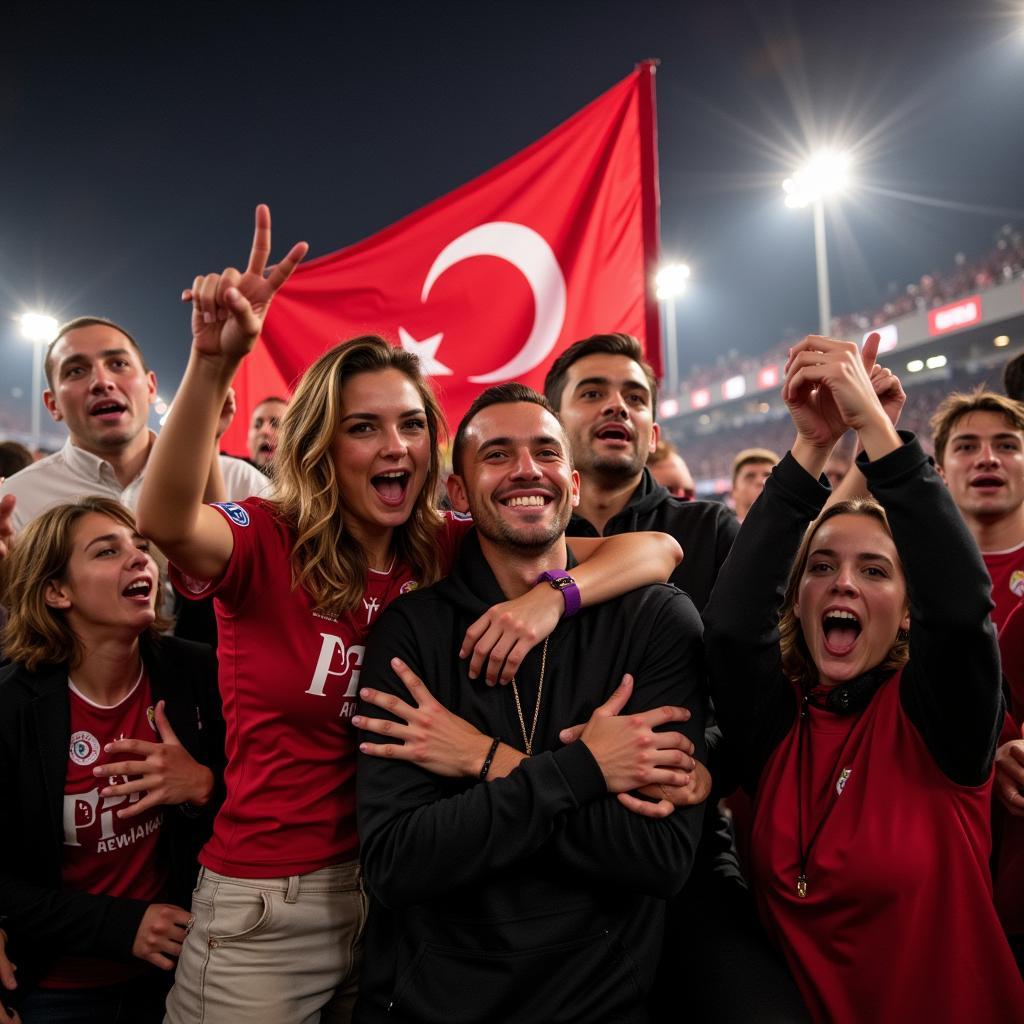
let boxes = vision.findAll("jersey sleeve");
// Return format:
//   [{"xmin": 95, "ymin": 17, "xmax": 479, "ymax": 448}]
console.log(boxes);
[
  {"xmin": 167, "ymin": 498, "xmax": 277, "ymax": 612},
  {"xmin": 437, "ymin": 511, "xmax": 474, "ymax": 576}
]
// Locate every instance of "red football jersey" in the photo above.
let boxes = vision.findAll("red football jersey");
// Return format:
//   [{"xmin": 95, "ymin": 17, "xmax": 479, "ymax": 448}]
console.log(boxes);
[
  {"xmin": 41, "ymin": 672, "xmax": 165, "ymax": 989},
  {"xmin": 171, "ymin": 499, "xmax": 469, "ymax": 878},
  {"xmin": 984, "ymin": 543, "xmax": 1024, "ymax": 631}
]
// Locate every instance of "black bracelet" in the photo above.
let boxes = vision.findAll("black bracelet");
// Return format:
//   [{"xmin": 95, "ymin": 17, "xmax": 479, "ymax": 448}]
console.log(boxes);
[{"xmin": 479, "ymin": 736, "xmax": 502, "ymax": 780}]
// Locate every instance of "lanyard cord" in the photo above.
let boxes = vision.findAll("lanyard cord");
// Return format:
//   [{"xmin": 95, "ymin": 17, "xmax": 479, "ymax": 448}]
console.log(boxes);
[{"xmin": 795, "ymin": 690, "xmax": 862, "ymax": 898}]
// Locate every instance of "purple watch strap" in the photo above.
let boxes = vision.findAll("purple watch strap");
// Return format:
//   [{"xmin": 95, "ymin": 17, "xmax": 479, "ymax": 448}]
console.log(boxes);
[{"xmin": 537, "ymin": 569, "xmax": 581, "ymax": 618}]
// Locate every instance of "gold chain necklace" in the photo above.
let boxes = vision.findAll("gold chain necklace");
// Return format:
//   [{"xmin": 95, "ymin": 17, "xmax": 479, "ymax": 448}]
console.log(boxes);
[{"xmin": 511, "ymin": 637, "xmax": 549, "ymax": 756}]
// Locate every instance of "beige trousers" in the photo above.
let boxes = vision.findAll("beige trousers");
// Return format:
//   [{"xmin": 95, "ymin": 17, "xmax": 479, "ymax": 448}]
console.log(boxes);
[{"xmin": 163, "ymin": 861, "xmax": 365, "ymax": 1024}]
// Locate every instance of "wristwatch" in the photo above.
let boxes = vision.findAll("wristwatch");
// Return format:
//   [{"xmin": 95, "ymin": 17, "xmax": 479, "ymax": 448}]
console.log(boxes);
[{"xmin": 536, "ymin": 569, "xmax": 581, "ymax": 618}]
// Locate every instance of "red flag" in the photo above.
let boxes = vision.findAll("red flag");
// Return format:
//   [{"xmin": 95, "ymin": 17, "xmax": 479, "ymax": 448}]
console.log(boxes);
[{"xmin": 224, "ymin": 63, "xmax": 661, "ymax": 452}]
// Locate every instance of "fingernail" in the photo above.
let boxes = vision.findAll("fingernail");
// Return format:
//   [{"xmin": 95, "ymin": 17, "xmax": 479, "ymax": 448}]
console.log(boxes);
[
  {"xmin": 226, "ymin": 287, "xmax": 239, "ymax": 301},
  {"xmin": 203, "ymin": 312, "xmax": 213, "ymax": 324},
  {"xmin": 359, "ymin": 743, "xmax": 369, "ymax": 753},
  {"xmin": 351, "ymin": 716, "xmax": 363, "ymax": 726},
  {"xmin": 104, "ymin": 744, "xmax": 112, "ymax": 752},
  {"xmin": 92, "ymin": 766, "xmax": 103, "ymax": 775}
]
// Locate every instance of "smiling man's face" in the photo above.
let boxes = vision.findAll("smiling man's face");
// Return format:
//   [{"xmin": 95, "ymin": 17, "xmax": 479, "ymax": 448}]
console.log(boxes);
[{"xmin": 447, "ymin": 401, "xmax": 579, "ymax": 554}]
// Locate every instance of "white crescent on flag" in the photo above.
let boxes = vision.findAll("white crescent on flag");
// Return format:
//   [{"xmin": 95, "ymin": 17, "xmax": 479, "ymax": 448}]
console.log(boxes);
[{"xmin": 399, "ymin": 221, "xmax": 568, "ymax": 384}]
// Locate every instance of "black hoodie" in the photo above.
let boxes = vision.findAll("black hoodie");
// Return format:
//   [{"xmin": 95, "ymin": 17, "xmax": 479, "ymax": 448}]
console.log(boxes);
[
  {"xmin": 567, "ymin": 468, "xmax": 739, "ymax": 613},
  {"xmin": 355, "ymin": 531, "xmax": 706, "ymax": 1024}
]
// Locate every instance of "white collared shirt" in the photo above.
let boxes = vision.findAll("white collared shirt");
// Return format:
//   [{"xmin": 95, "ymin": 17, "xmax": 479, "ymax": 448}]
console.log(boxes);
[{"xmin": 0, "ymin": 433, "xmax": 269, "ymax": 531}]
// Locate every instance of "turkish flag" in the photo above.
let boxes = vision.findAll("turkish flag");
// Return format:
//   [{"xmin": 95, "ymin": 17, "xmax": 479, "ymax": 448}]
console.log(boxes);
[{"xmin": 223, "ymin": 62, "xmax": 661, "ymax": 453}]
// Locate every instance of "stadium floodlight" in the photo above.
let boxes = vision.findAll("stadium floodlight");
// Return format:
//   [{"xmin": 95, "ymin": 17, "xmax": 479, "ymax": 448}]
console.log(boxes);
[
  {"xmin": 783, "ymin": 151, "xmax": 852, "ymax": 338},
  {"xmin": 906, "ymin": 359, "xmax": 925, "ymax": 373},
  {"xmin": 656, "ymin": 263, "xmax": 690, "ymax": 300},
  {"xmin": 926, "ymin": 354, "xmax": 947, "ymax": 370},
  {"xmin": 655, "ymin": 263, "xmax": 691, "ymax": 399},
  {"xmin": 782, "ymin": 150, "xmax": 851, "ymax": 209},
  {"xmin": 18, "ymin": 311, "xmax": 59, "ymax": 452},
  {"xmin": 19, "ymin": 312, "xmax": 59, "ymax": 343}
]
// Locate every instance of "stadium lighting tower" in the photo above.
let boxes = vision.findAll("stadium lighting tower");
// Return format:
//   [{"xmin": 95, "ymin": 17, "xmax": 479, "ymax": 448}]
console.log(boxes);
[
  {"xmin": 19, "ymin": 311, "xmax": 59, "ymax": 452},
  {"xmin": 783, "ymin": 150, "xmax": 851, "ymax": 336},
  {"xmin": 656, "ymin": 263, "xmax": 690, "ymax": 398}
]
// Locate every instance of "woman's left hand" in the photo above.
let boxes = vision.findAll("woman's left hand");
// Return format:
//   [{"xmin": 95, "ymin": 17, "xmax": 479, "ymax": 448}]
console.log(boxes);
[
  {"xmin": 93, "ymin": 701, "xmax": 215, "ymax": 818},
  {"xmin": 355, "ymin": 658, "xmax": 491, "ymax": 777},
  {"xmin": 460, "ymin": 585, "xmax": 563, "ymax": 686}
]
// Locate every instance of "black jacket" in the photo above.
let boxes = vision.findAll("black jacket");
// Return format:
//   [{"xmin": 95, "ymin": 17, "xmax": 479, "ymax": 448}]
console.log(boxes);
[
  {"xmin": 0, "ymin": 634, "xmax": 225, "ymax": 995},
  {"xmin": 567, "ymin": 468, "xmax": 739, "ymax": 612},
  {"xmin": 355, "ymin": 532, "xmax": 707, "ymax": 1024}
]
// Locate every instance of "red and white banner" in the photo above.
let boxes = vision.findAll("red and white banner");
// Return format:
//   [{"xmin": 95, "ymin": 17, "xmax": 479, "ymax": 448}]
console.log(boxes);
[
  {"xmin": 223, "ymin": 64, "xmax": 661, "ymax": 452},
  {"xmin": 928, "ymin": 295, "xmax": 982, "ymax": 336}
]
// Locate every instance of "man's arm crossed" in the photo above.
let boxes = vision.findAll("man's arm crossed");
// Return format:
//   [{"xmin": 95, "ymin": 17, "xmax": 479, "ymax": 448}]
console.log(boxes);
[{"xmin": 548, "ymin": 592, "xmax": 708, "ymax": 898}]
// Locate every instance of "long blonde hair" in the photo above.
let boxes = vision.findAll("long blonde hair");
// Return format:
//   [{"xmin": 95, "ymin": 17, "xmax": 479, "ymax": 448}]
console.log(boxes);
[
  {"xmin": 779, "ymin": 499, "xmax": 909, "ymax": 690},
  {"xmin": 0, "ymin": 497, "xmax": 170, "ymax": 672},
  {"xmin": 271, "ymin": 336, "xmax": 447, "ymax": 616}
]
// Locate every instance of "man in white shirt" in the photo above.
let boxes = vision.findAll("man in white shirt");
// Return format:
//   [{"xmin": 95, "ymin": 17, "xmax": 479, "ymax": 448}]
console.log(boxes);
[{"xmin": 0, "ymin": 316, "xmax": 266, "ymax": 530}]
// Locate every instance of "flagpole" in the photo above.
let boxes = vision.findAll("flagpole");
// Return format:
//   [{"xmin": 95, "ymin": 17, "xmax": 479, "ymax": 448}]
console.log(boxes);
[{"xmin": 636, "ymin": 58, "xmax": 663, "ymax": 381}]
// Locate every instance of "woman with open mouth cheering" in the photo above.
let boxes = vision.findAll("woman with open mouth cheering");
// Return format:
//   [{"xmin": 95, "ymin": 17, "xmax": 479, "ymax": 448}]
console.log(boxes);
[
  {"xmin": 703, "ymin": 334, "xmax": 1024, "ymax": 1023},
  {"xmin": 0, "ymin": 497, "xmax": 224, "ymax": 1023}
]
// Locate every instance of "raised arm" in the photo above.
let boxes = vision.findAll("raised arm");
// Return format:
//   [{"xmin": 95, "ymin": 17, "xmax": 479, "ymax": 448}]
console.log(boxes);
[
  {"xmin": 136, "ymin": 206, "xmax": 306, "ymax": 580},
  {"xmin": 705, "ymin": 335, "xmax": 872, "ymax": 787},
  {"xmin": 862, "ymin": 437, "xmax": 1002, "ymax": 785}
]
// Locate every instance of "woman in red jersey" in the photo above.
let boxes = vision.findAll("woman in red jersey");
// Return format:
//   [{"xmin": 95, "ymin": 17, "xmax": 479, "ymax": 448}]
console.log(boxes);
[
  {"xmin": 137, "ymin": 206, "xmax": 683, "ymax": 1024},
  {"xmin": 0, "ymin": 498, "xmax": 224, "ymax": 1024},
  {"xmin": 703, "ymin": 335, "xmax": 1024, "ymax": 1024}
]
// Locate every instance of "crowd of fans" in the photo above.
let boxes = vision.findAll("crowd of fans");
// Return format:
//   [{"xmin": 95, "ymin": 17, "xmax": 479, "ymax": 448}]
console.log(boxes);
[
  {"xmin": 673, "ymin": 363, "xmax": 1003, "ymax": 487},
  {"xmin": 676, "ymin": 224, "xmax": 1024, "ymax": 396},
  {"xmin": 0, "ymin": 207, "xmax": 1023, "ymax": 1024}
]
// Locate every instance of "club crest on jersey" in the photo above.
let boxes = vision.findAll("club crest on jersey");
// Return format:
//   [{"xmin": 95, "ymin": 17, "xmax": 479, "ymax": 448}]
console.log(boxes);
[
  {"xmin": 1011, "ymin": 570, "xmax": 1024, "ymax": 598},
  {"xmin": 835, "ymin": 767, "xmax": 852, "ymax": 797},
  {"xmin": 400, "ymin": 580, "xmax": 419, "ymax": 594},
  {"xmin": 146, "ymin": 705, "xmax": 158, "ymax": 733},
  {"xmin": 70, "ymin": 731, "xmax": 101, "ymax": 766},
  {"xmin": 212, "ymin": 502, "xmax": 250, "ymax": 527}
]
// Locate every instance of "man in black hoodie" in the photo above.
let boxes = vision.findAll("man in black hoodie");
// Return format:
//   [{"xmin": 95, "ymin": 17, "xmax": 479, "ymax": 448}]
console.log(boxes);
[{"xmin": 355, "ymin": 384, "xmax": 706, "ymax": 1024}]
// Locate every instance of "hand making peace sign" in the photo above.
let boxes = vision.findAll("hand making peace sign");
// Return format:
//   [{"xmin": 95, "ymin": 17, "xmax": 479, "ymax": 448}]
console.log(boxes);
[{"xmin": 181, "ymin": 204, "xmax": 308, "ymax": 361}]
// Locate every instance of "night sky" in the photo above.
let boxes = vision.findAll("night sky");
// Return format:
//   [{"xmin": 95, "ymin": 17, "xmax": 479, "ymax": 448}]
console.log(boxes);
[{"xmin": 3, "ymin": 0, "xmax": 1023, "ymax": 441}]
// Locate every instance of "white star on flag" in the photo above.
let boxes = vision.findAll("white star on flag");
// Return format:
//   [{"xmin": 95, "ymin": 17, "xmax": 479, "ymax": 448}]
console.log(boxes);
[{"xmin": 398, "ymin": 327, "xmax": 453, "ymax": 376}]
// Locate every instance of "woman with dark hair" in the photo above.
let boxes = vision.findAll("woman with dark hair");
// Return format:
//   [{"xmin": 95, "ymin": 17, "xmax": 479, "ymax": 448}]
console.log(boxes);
[
  {"xmin": 0, "ymin": 497, "xmax": 223, "ymax": 1024},
  {"xmin": 137, "ymin": 207, "xmax": 684, "ymax": 1023},
  {"xmin": 704, "ymin": 335, "xmax": 1024, "ymax": 1023}
]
